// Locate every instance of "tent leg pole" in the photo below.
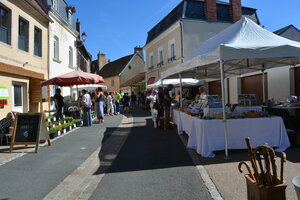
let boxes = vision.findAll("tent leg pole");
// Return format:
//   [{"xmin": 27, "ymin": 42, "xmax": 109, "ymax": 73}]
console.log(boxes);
[
  {"xmin": 77, "ymin": 85, "xmax": 79, "ymax": 107},
  {"xmin": 262, "ymin": 69, "xmax": 265, "ymax": 104},
  {"xmin": 179, "ymin": 73, "xmax": 183, "ymax": 108},
  {"xmin": 220, "ymin": 60, "xmax": 229, "ymax": 159}
]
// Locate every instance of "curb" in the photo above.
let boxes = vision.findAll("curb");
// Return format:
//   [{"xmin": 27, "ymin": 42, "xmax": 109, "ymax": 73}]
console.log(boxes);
[{"xmin": 179, "ymin": 134, "xmax": 223, "ymax": 200}]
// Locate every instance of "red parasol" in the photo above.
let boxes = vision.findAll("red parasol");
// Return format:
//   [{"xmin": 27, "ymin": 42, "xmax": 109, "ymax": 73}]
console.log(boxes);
[{"xmin": 40, "ymin": 70, "xmax": 105, "ymax": 87}]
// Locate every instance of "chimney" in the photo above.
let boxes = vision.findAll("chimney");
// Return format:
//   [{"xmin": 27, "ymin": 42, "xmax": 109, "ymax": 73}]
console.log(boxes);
[
  {"xmin": 76, "ymin": 18, "xmax": 80, "ymax": 39},
  {"xmin": 205, "ymin": 0, "xmax": 217, "ymax": 21},
  {"xmin": 134, "ymin": 46, "xmax": 143, "ymax": 58},
  {"xmin": 98, "ymin": 52, "xmax": 108, "ymax": 71},
  {"xmin": 230, "ymin": 0, "xmax": 242, "ymax": 22}
]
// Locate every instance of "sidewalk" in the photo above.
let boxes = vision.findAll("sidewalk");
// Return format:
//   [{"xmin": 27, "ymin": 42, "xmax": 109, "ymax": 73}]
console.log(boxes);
[
  {"xmin": 194, "ymin": 146, "xmax": 300, "ymax": 200},
  {"xmin": 90, "ymin": 110, "xmax": 212, "ymax": 200},
  {"xmin": 0, "ymin": 114, "xmax": 123, "ymax": 200},
  {"xmin": 176, "ymin": 124, "xmax": 300, "ymax": 200}
]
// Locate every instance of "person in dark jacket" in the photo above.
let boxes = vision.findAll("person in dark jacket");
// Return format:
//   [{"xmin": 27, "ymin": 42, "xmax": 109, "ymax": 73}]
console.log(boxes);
[{"xmin": 54, "ymin": 88, "xmax": 64, "ymax": 119}]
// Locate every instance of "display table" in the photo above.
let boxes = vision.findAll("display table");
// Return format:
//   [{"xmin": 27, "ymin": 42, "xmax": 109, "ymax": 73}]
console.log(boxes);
[
  {"xmin": 172, "ymin": 110, "xmax": 290, "ymax": 157},
  {"xmin": 188, "ymin": 117, "xmax": 290, "ymax": 157}
]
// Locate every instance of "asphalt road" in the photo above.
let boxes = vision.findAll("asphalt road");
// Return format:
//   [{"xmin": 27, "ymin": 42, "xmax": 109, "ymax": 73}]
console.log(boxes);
[
  {"xmin": 90, "ymin": 111, "xmax": 211, "ymax": 200},
  {"xmin": 0, "ymin": 115, "xmax": 123, "ymax": 200}
]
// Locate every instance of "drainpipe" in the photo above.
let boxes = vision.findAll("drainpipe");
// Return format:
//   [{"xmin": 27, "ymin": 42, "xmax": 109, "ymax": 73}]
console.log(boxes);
[{"xmin": 179, "ymin": 20, "xmax": 184, "ymax": 64}]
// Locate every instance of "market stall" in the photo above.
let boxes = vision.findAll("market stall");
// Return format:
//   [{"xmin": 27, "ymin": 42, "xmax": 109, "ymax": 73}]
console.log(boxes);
[
  {"xmin": 146, "ymin": 78, "xmax": 204, "ymax": 88},
  {"xmin": 173, "ymin": 109, "xmax": 289, "ymax": 157},
  {"xmin": 163, "ymin": 17, "xmax": 300, "ymax": 157}
]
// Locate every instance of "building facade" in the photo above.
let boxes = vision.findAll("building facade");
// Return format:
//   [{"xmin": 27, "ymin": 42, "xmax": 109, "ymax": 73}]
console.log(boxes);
[
  {"xmin": 46, "ymin": 0, "xmax": 78, "ymax": 102},
  {"xmin": 0, "ymin": 0, "xmax": 50, "ymax": 119},
  {"xmin": 96, "ymin": 47, "xmax": 145, "ymax": 93},
  {"xmin": 144, "ymin": 0, "xmax": 259, "ymax": 85}
]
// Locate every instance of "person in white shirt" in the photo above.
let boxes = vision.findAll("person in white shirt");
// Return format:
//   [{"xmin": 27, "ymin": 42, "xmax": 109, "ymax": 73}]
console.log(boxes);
[
  {"xmin": 147, "ymin": 90, "xmax": 158, "ymax": 128},
  {"xmin": 81, "ymin": 89, "xmax": 92, "ymax": 126},
  {"xmin": 107, "ymin": 92, "xmax": 114, "ymax": 115}
]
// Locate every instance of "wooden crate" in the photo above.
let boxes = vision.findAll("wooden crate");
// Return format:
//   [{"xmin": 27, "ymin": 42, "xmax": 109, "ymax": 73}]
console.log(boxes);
[{"xmin": 245, "ymin": 175, "xmax": 287, "ymax": 200}]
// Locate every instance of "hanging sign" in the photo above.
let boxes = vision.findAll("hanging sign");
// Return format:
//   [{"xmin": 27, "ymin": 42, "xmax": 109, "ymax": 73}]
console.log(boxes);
[{"xmin": 0, "ymin": 86, "xmax": 9, "ymax": 100}]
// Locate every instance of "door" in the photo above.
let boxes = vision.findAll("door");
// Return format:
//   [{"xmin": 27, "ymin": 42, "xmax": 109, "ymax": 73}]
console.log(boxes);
[
  {"xmin": 208, "ymin": 80, "xmax": 221, "ymax": 95},
  {"xmin": 295, "ymin": 67, "xmax": 300, "ymax": 97},
  {"xmin": 241, "ymin": 74, "xmax": 268, "ymax": 105},
  {"xmin": 12, "ymin": 83, "xmax": 24, "ymax": 113}
]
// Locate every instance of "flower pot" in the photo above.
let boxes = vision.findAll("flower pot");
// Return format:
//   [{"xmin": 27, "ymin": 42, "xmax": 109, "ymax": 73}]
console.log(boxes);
[{"xmin": 49, "ymin": 132, "xmax": 58, "ymax": 139}]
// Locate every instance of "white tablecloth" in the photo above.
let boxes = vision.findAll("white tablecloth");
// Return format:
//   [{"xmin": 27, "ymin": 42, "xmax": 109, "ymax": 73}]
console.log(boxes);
[
  {"xmin": 172, "ymin": 109, "xmax": 290, "ymax": 157},
  {"xmin": 187, "ymin": 117, "xmax": 290, "ymax": 157},
  {"xmin": 172, "ymin": 109, "xmax": 182, "ymax": 132},
  {"xmin": 172, "ymin": 109, "xmax": 195, "ymax": 135}
]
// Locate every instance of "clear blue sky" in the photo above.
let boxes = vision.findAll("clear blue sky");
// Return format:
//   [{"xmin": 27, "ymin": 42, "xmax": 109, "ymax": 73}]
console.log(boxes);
[{"xmin": 71, "ymin": 0, "xmax": 300, "ymax": 61}]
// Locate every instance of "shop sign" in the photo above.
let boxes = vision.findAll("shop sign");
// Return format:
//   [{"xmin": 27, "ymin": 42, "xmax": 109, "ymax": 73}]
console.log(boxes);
[{"xmin": 0, "ymin": 86, "xmax": 9, "ymax": 100}]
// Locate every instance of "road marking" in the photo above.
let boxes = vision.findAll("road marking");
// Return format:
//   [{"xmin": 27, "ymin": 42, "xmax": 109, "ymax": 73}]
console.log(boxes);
[
  {"xmin": 43, "ymin": 115, "xmax": 133, "ymax": 200},
  {"xmin": 179, "ymin": 134, "xmax": 223, "ymax": 200}
]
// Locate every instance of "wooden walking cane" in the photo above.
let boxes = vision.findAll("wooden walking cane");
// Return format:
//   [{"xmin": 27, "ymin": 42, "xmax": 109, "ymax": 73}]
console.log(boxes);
[
  {"xmin": 245, "ymin": 137, "xmax": 259, "ymax": 183},
  {"xmin": 280, "ymin": 152, "xmax": 286, "ymax": 184}
]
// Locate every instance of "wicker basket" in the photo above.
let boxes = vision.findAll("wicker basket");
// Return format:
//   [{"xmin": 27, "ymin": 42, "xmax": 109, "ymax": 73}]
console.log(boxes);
[
  {"xmin": 244, "ymin": 112, "xmax": 261, "ymax": 118},
  {"xmin": 213, "ymin": 113, "xmax": 232, "ymax": 119}
]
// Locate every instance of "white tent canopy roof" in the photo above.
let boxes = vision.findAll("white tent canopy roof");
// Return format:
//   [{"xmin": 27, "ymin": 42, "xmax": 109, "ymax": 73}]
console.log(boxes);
[
  {"xmin": 161, "ymin": 17, "xmax": 300, "ymax": 79},
  {"xmin": 73, "ymin": 84, "xmax": 108, "ymax": 91},
  {"xmin": 147, "ymin": 78, "xmax": 204, "ymax": 89}
]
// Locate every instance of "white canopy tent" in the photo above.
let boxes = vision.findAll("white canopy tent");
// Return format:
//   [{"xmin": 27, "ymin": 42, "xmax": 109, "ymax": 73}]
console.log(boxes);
[
  {"xmin": 146, "ymin": 78, "xmax": 205, "ymax": 89},
  {"xmin": 73, "ymin": 84, "xmax": 108, "ymax": 91},
  {"xmin": 161, "ymin": 17, "xmax": 300, "ymax": 158}
]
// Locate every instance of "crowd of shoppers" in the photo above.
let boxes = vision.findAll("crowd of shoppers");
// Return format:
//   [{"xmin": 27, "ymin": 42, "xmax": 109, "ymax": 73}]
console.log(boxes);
[
  {"xmin": 53, "ymin": 86, "xmax": 174, "ymax": 130},
  {"xmin": 146, "ymin": 84, "xmax": 174, "ymax": 130}
]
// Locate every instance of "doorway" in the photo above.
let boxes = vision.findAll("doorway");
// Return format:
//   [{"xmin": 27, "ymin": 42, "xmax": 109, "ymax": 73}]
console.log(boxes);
[{"xmin": 241, "ymin": 73, "xmax": 268, "ymax": 105}]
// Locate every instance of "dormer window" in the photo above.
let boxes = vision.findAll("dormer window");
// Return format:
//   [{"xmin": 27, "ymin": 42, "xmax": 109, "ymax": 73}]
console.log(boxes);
[{"xmin": 52, "ymin": 0, "xmax": 57, "ymax": 10}]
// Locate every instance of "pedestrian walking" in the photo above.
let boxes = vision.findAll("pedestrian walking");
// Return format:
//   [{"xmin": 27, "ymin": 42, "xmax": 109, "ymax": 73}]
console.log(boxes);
[
  {"xmin": 123, "ymin": 93, "xmax": 130, "ymax": 114},
  {"xmin": 147, "ymin": 90, "xmax": 157, "ymax": 128},
  {"xmin": 163, "ymin": 84, "xmax": 174, "ymax": 130},
  {"xmin": 156, "ymin": 87, "xmax": 164, "ymax": 128},
  {"xmin": 81, "ymin": 89, "xmax": 92, "ymax": 126},
  {"xmin": 54, "ymin": 88, "xmax": 64, "ymax": 119},
  {"xmin": 131, "ymin": 92, "xmax": 137, "ymax": 108},
  {"xmin": 94, "ymin": 87, "xmax": 105, "ymax": 123},
  {"xmin": 107, "ymin": 92, "xmax": 114, "ymax": 115},
  {"xmin": 114, "ymin": 91, "xmax": 122, "ymax": 114}
]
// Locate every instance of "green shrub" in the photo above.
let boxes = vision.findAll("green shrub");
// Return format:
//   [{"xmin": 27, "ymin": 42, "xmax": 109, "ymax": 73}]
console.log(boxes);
[
  {"xmin": 46, "ymin": 122, "xmax": 53, "ymax": 127},
  {"xmin": 49, "ymin": 127, "xmax": 57, "ymax": 134}
]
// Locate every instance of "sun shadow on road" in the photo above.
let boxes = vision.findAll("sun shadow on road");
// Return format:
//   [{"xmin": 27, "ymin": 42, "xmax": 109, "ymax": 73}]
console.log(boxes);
[{"xmin": 94, "ymin": 110, "xmax": 195, "ymax": 175}]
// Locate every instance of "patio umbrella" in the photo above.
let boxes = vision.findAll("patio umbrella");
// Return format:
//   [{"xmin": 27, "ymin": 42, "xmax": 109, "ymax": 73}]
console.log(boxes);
[{"xmin": 40, "ymin": 70, "xmax": 105, "ymax": 87}]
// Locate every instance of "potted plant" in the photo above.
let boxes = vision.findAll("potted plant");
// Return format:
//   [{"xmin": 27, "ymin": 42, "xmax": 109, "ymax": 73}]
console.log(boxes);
[
  {"xmin": 64, "ymin": 123, "xmax": 71, "ymax": 132},
  {"xmin": 56, "ymin": 125, "xmax": 63, "ymax": 135},
  {"xmin": 64, "ymin": 116, "xmax": 73, "ymax": 123},
  {"xmin": 70, "ymin": 121, "xmax": 75, "ymax": 129},
  {"xmin": 74, "ymin": 119, "xmax": 81, "ymax": 127},
  {"xmin": 49, "ymin": 127, "xmax": 58, "ymax": 139},
  {"xmin": 46, "ymin": 121, "xmax": 53, "ymax": 129},
  {"xmin": 59, "ymin": 118, "xmax": 66, "ymax": 124}
]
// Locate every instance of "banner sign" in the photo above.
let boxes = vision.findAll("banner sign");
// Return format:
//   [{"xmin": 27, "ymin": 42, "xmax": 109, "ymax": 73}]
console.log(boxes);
[{"xmin": 0, "ymin": 86, "xmax": 9, "ymax": 99}]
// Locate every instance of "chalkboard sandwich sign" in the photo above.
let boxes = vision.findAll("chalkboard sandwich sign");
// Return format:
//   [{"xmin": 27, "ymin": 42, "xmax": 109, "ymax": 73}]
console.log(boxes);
[{"xmin": 10, "ymin": 113, "xmax": 51, "ymax": 153}]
